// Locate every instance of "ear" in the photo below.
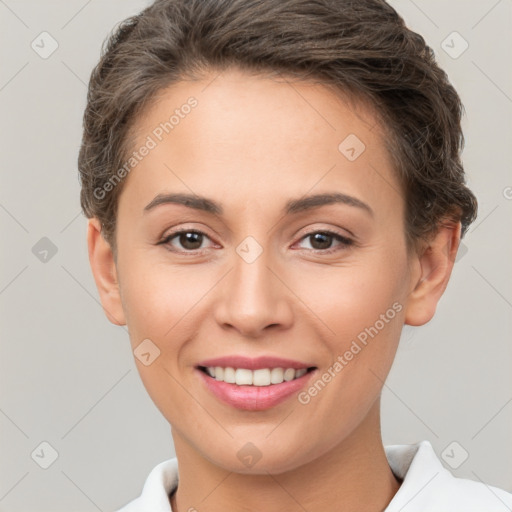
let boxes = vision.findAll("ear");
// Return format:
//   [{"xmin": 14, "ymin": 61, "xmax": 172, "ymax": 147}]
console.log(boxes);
[
  {"xmin": 87, "ymin": 218, "xmax": 126, "ymax": 326},
  {"xmin": 404, "ymin": 220, "xmax": 462, "ymax": 326}
]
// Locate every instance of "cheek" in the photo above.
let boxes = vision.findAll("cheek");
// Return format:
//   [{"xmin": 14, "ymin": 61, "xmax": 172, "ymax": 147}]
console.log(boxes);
[
  {"xmin": 118, "ymin": 255, "xmax": 216, "ymax": 344},
  {"xmin": 292, "ymin": 268, "xmax": 405, "ymax": 446},
  {"xmin": 298, "ymin": 254, "xmax": 406, "ymax": 340},
  {"xmin": 295, "ymin": 245, "xmax": 408, "ymax": 400}
]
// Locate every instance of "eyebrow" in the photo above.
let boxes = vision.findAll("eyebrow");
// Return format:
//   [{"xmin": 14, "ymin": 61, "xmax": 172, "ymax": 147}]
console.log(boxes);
[{"xmin": 143, "ymin": 191, "xmax": 373, "ymax": 217}]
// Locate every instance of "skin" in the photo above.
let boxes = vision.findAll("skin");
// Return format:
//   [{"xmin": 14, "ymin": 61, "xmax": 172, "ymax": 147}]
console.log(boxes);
[{"xmin": 88, "ymin": 67, "xmax": 461, "ymax": 512}]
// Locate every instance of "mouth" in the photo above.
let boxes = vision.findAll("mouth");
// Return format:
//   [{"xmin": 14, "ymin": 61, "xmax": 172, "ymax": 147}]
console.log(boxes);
[
  {"xmin": 195, "ymin": 365, "xmax": 318, "ymax": 411},
  {"xmin": 197, "ymin": 365, "xmax": 317, "ymax": 386}
]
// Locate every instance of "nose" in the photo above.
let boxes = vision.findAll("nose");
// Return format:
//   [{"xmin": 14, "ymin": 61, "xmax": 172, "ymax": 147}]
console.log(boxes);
[{"xmin": 213, "ymin": 244, "xmax": 294, "ymax": 338}]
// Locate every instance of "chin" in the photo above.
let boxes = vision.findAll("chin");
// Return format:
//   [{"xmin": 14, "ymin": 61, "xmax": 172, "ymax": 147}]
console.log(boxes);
[{"xmin": 199, "ymin": 437, "xmax": 319, "ymax": 476}]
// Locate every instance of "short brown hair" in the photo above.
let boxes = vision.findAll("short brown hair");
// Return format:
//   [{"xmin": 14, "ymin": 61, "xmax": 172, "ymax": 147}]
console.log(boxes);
[{"xmin": 78, "ymin": 0, "xmax": 478, "ymax": 252}]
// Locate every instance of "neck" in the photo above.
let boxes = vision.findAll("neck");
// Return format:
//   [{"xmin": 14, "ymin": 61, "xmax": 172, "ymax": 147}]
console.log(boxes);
[{"xmin": 170, "ymin": 400, "xmax": 401, "ymax": 512}]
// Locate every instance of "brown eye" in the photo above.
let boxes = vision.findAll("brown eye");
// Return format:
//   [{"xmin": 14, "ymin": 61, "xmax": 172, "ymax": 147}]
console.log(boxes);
[
  {"xmin": 309, "ymin": 232, "xmax": 333, "ymax": 250},
  {"xmin": 297, "ymin": 231, "xmax": 353, "ymax": 254},
  {"xmin": 160, "ymin": 230, "xmax": 212, "ymax": 252},
  {"xmin": 177, "ymin": 231, "xmax": 204, "ymax": 250}
]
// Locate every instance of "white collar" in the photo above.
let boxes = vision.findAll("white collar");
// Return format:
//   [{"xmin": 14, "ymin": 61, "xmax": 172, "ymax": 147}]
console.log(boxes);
[{"xmin": 116, "ymin": 440, "xmax": 512, "ymax": 511}]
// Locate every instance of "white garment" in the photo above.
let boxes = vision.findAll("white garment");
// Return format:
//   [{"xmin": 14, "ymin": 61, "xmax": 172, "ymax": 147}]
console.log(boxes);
[{"xmin": 115, "ymin": 440, "xmax": 512, "ymax": 511}]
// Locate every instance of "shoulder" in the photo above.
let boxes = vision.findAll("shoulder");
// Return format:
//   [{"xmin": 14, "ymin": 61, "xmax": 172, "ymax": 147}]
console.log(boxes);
[
  {"xmin": 114, "ymin": 457, "xmax": 178, "ymax": 512},
  {"xmin": 384, "ymin": 440, "xmax": 512, "ymax": 511},
  {"xmin": 112, "ymin": 443, "xmax": 512, "ymax": 512}
]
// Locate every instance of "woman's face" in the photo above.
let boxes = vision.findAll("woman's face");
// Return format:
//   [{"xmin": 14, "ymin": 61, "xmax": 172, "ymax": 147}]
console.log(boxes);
[{"xmin": 109, "ymin": 68, "xmax": 420, "ymax": 473}]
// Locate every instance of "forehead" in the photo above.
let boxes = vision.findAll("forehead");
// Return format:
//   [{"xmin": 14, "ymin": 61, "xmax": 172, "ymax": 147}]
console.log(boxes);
[{"xmin": 121, "ymin": 68, "xmax": 402, "ymax": 220}]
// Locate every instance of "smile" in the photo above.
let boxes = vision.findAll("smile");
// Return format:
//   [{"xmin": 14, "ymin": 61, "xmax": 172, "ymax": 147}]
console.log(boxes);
[
  {"xmin": 198, "ymin": 366, "xmax": 314, "ymax": 386},
  {"xmin": 196, "ymin": 365, "xmax": 317, "ymax": 411}
]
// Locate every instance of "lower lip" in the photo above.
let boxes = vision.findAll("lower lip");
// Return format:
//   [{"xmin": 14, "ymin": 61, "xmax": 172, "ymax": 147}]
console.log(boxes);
[{"xmin": 196, "ymin": 368, "xmax": 316, "ymax": 411}]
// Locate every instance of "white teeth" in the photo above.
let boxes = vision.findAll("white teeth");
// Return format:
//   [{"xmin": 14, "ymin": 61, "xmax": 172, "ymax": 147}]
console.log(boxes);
[
  {"xmin": 270, "ymin": 367, "xmax": 284, "ymax": 384},
  {"xmin": 235, "ymin": 368, "xmax": 253, "ymax": 385},
  {"xmin": 214, "ymin": 366, "xmax": 224, "ymax": 381},
  {"xmin": 253, "ymin": 369, "xmax": 271, "ymax": 386},
  {"xmin": 205, "ymin": 366, "xmax": 310, "ymax": 386},
  {"xmin": 223, "ymin": 367, "xmax": 236, "ymax": 383},
  {"xmin": 283, "ymin": 368, "xmax": 296, "ymax": 381}
]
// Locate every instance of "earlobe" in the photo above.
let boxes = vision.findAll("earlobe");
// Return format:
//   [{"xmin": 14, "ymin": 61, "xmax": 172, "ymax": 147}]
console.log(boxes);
[
  {"xmin": 404, "ymin": 221, "xmax": 462, "ymax": 327},
  {"xmin": 87, "ymin": 218, "xmax": 126, "ymax": 326}
]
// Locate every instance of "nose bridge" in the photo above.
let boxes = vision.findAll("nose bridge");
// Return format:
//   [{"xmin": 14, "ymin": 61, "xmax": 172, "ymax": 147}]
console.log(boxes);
[{"xmin": 214, "ymin": 235, "xmax": 292, "ymax": 336}]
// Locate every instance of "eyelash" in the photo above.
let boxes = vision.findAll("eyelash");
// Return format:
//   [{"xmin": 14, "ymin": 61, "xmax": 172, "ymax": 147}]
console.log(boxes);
[{"xmin": 158, "ymin": 228, "xmax": 354, "ymax": 255}]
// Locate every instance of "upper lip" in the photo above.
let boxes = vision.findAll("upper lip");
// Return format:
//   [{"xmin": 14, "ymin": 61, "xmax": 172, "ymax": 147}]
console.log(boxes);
[{"xmin": 196, "ymin": 355, "xmax": 316, "ymax": 371}]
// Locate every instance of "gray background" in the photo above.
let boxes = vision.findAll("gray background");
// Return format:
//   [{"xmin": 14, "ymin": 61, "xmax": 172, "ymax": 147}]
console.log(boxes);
[{"xmin": 0, "ymin": 0, "xmax": 511, "ymax": 510}]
